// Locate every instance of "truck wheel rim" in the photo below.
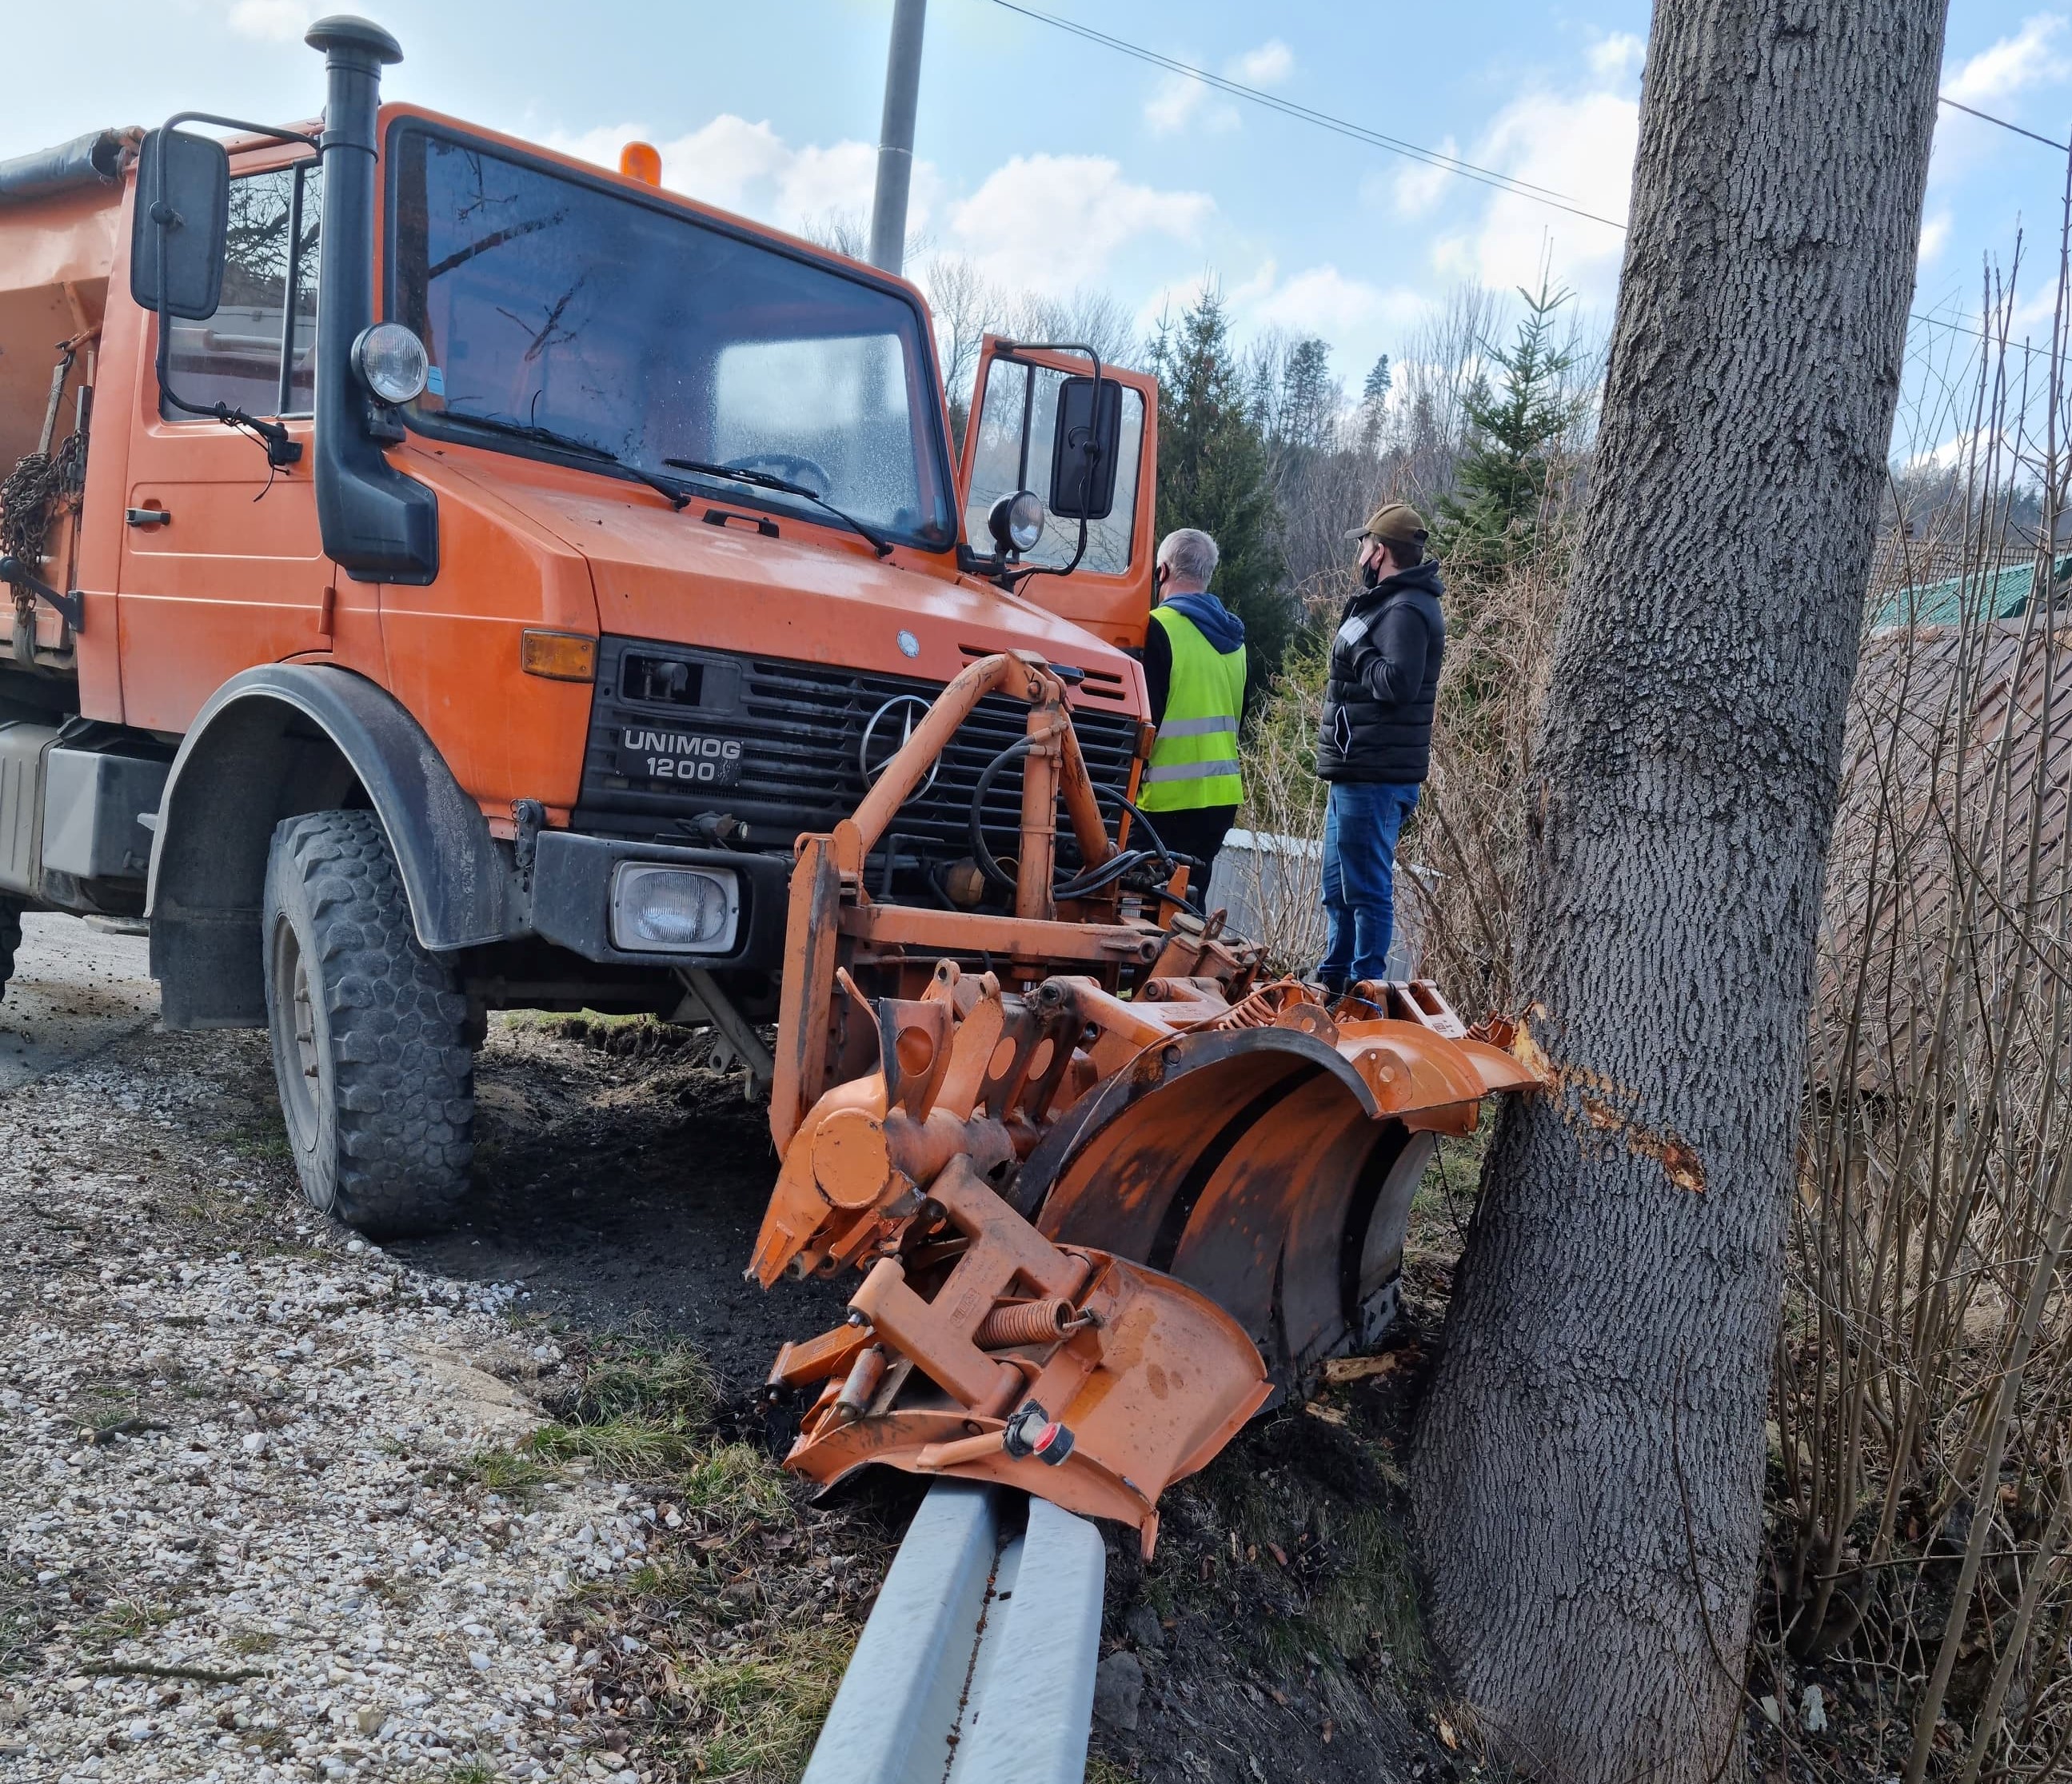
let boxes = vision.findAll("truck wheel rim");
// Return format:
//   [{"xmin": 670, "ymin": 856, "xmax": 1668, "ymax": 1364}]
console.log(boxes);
[{"xmin": 278, "ymin": 925, "xmax": 322, "ymax": 1145}]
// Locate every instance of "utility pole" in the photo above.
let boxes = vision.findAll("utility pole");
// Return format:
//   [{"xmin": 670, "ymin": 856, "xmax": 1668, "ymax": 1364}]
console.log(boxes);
[{"xmin": 868, "ymin": 0, "xmax": 927, "ymax": 274}]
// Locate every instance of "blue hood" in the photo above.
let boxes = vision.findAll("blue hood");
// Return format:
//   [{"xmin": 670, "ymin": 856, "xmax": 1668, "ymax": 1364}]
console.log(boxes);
[{"xmin": 1160, "ymin": 590, "xmax": 1247, "ymax": 653}]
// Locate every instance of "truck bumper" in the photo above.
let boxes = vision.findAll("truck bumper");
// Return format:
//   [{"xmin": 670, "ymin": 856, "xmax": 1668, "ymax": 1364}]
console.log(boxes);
[{"xmin": 529, "ymin": 832, "xmax": 789, "ymax": 972}]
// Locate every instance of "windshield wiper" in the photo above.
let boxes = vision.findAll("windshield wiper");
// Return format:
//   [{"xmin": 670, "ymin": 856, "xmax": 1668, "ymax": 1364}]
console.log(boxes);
[
  {"xmin": 661, "ymin": 457, "xmax": 893, "ymax": 557},
  {"xmin": 440, "ymin": 411, "xmax": 690, "ymax": 510}
]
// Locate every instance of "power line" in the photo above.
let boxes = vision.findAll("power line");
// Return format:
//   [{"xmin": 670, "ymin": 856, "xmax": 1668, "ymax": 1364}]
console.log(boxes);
[
  {"xmin": 979, "ymin": 2, "xmax": 2052, "ymax": 359},
  {"xmin": 981, "ymin": 0, "xmax": 1629, "ymax": 232},
  {"xmin": 1937, "ymin": 96, "xmax": 2069, "ymax": 155},
  {"xmin": 1907, "ymin": 308, "xmax": 2053, "ymax": 357},
  {"xmin": 986, "ymin": 6, "xmax": 2068, "ymax": 229}
]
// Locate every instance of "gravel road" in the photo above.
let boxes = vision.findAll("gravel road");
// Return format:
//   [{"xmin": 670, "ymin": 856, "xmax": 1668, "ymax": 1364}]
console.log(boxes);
[{"xmin": 0, "ymin": 915, "xmax": 819, "ymax": 1783}]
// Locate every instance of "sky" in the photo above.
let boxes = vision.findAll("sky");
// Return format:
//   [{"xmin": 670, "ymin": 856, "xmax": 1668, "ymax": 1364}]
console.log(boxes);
[{"xmin": 6, "ymin": 0, "xmax": 2070, "ymax": 451}]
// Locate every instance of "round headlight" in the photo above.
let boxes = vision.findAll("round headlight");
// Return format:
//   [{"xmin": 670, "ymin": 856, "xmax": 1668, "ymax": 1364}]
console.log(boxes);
[
  {"xmin": 351, "ymin": 322, "xmax": 430, "ymax": 406},
  {"xmin": 988, "ymin": 489, "xmax": 1046, "ymax": 556}
]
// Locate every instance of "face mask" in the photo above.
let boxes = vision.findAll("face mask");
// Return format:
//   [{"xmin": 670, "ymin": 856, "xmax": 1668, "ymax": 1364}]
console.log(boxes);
[{"xmin": 1359, "ymin": 557, "xmax": 1383, "ymax": 590}]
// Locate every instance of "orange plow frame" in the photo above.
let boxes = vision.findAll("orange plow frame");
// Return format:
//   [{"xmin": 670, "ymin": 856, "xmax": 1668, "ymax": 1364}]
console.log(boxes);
[{"xmin": 748, "ymin": 656, "xmax": 1541, "ymax": 1549}]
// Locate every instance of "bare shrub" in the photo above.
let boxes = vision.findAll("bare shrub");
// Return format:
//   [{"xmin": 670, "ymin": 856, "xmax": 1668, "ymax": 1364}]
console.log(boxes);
[
  {"xmin": 1232, "ymin": 629, "xmax": 1329, "ymax": 975},
  {"xmin": 1403, "ymin": 554, "xmax": 1566, "ymax": 1016},
  {"xmin": 1759, "ymin": 254, "xmax": 2072, "ymax": 1780}
]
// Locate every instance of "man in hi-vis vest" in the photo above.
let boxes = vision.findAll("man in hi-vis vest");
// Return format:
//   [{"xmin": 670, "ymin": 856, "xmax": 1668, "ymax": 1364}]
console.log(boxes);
[{"xmin": 1138, "ymin": 528, "xmax": 1248, "ymax": 881}]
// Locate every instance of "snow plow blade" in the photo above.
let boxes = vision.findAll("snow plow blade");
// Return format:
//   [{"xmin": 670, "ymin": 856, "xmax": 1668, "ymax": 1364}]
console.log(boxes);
[{"xmin": 745, "ymin": 654, "xmax": 1541, "ymax": 1548}]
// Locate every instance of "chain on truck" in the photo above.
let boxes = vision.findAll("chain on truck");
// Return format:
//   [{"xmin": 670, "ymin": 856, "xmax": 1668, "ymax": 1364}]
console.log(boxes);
[{"xmin": 0, "ymin": 15, "xmax": 1169, "ymax": 1236}]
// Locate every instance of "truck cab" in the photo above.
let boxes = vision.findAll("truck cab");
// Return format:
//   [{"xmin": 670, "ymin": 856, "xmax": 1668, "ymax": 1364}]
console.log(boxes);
[{"xmin": 0, "ymin": 17, "xmax": 1160, "ymax": 1235}]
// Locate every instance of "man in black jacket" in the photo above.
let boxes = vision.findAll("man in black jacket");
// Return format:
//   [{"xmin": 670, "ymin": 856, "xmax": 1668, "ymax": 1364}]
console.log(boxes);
[{"xmin": 1314, "ymin": 503, "xmax": 1445, "ymax": 992}]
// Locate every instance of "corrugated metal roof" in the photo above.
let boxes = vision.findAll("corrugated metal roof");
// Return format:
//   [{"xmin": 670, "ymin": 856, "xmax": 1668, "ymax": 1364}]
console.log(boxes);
[
  {"xmin": 1818, "ymin": 615, "xmax": 2072, "ymax": 1091},
  {"xmin": 1867, "ymin": 553, "xmax": 2072, "ymax": 633}
]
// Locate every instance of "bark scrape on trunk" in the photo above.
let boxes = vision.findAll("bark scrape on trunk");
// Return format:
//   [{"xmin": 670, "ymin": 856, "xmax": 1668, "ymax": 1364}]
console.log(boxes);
[{"xmin": 1411, "ymin": 2, "xmax": 1950, "ymax": 1778}]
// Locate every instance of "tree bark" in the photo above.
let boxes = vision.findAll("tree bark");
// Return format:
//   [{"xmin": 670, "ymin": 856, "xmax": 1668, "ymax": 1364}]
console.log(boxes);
[{"xmin": 1411, "ymin": 4, "xmax": 1948, "ymax": 1778}]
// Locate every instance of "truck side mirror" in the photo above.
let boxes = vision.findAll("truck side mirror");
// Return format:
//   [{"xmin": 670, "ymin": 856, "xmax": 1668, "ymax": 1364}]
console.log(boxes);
[
  {"xmin": 1048, "ymin": 374, "xmax": 1123, "ymax": 522},
  {"xmin": 128, "ymin": 127, "xmax": 230, "ymax": 321}
]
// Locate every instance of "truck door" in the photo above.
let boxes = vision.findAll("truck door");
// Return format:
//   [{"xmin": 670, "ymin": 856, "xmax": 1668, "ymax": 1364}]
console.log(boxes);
[
  {"xmin": 956, "ymin": 336, "xmax": 1158, "ymax": 653},
  {"xmin": 117, "ymin": 154, "xmax": 332, "ymax": 732}
]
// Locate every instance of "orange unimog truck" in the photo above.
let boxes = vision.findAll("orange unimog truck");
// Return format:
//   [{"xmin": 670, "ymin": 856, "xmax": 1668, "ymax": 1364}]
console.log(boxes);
[{"xmin": 0, "ymin": 15, "xmax": 1161, "ymax": 1235}]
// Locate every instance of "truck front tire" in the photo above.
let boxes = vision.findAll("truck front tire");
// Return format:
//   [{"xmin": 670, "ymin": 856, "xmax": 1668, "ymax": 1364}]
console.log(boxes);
[{"xmin": 261, "ymin": 810, "xmax": 474, "ymax": 1235}]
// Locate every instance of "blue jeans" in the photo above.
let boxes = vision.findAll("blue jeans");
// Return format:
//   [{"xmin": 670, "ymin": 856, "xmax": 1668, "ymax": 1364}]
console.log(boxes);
[{"xmin": 1319, "ymin": 780, "xmax": 1420, "ymax": 988}]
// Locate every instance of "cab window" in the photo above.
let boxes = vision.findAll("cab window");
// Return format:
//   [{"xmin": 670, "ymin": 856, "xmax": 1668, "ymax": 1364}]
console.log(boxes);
[
  {"xmin": 162, "ymin": 161, "xmax": 321, "ymax": 421},
  {"xmin": 962, "ymin": 358, "xmax": 1144, "ymax": 575}
]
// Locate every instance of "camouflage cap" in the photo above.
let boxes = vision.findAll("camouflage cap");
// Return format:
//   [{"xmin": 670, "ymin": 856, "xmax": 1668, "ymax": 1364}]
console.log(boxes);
[{"xmin": 1343, "ymin": 502, "xmax": 1430, "ymax": 546}]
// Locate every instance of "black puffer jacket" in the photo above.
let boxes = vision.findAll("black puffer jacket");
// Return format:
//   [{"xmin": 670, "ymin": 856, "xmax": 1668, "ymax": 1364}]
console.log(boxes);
[{"xmin": 1315, "ymin": 559, "xmax": 1447, "ymax": 784}]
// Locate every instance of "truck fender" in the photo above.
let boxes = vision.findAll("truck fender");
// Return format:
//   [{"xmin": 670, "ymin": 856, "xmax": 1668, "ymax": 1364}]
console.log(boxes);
[{"xmin": 146, "ymin": 664, "xmax": 514, "ymax": 1028}]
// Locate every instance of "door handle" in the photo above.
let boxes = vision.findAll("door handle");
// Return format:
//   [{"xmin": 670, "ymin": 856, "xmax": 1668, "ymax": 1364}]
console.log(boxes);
[{"xmin": 126, "ymin": 506, "xmax": 171, "ymax": 528}]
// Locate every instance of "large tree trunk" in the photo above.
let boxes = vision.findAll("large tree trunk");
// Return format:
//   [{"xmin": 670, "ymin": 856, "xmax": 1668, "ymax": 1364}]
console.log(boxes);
[{"xmin": 1411, "ymin": 3, "xmax": 1948, "ymax": 1776}]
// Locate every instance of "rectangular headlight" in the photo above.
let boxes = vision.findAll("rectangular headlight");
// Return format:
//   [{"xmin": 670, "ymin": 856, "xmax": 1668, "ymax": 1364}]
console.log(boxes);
[{"xmin": 609, "ymin": 863, "xmax": 741, "ymax": 955}]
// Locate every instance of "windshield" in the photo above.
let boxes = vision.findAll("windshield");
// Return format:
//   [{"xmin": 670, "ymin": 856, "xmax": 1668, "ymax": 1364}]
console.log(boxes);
[{"xmin": 386, "ymin": 125, "xmax": 956, "ymax": 549}]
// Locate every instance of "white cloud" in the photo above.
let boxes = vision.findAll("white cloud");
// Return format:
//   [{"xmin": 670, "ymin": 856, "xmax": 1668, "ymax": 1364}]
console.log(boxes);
[
  {"xmin": 948, "ymin": 155, "xmax": 1212, "ymax": 292},
  {"xmin": 1455, "ymin": 89, "xmax": 1637, "ymax": 301},
  {"xmin": 1906, "ymin": 425, "xmax": 2019, "ymax": 475},
  {"xmin": 542, "ymin": 115, "xmax": 938, "ymax": 240},
  {"xmin": 1391, "ymin": 139, "xmax": 1459, "ymax": 219},
  {"xmin": 1249, "ymin": 265, "xmax": 1427, "ymax": 338},
  {"xmin": 226, "ymin": 0, "xmax": 324, "ymax": 39},
  {"xmin": 537, "ymin": 118, "xmax": 1207, "ymax": 299},
  {"xmin": 1919, "ymin": 211, "xmax": 1952, "ymax": 265},
  {"xmin": 1944, "ymin": 14, "xmax": 2072, "ymax": 107},
  {"xmin": 1228, "ymin": 259, "xmax": 1278, "ymax": 307},
  {"xmin": 775, "ymin": 140, "xmax": 885, "ymax": 226},
  {"xmin": 1587, "ymin": 32, "xmax": 1647, "ymax": 85},
  {"xmin": 1144, "ymin": 72, "xmax": 1239, "ymax": 136},
  {"xmin": 1134, "ymin": 274, "xmax": 1218, "ymax": 341},
  {"xmin": 1142, "ymin": 39, "xmax": 1284, "ymax": 136},
  {"xmin": 661, "ymin": 116, "xmax": 796, "ymax": 213},
  {"xmin": 1229, "ymin": 39, "xmax": 1294, "ymax": 86}
]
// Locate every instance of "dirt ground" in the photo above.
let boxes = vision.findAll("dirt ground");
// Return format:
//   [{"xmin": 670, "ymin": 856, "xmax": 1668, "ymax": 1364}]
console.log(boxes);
[
  {"xmin": 390, "ymin": 1017, "xmax": 852, "ymax": 1396},
  {"xmin": 2, "ymin": 912, "xmax": 1495, "ymax": 1784}
]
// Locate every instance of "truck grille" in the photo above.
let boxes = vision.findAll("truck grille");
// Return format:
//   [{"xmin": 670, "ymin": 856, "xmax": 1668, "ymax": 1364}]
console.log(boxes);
[{"xmin": 575, "ymin": 638, "xmax": 1143, "ymax": 892}]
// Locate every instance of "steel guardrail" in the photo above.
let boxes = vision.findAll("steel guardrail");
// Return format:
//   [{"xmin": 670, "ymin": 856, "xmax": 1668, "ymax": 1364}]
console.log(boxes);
[{"xmin": 801, "ymin": 1479, "xmax": 1106, "ymax": 1784}]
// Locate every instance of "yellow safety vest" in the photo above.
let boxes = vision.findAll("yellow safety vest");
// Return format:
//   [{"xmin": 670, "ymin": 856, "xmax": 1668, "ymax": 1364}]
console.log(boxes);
[{"xmin": 1140, "ymin": 603, "xmax": 1246, "ymax": 812}]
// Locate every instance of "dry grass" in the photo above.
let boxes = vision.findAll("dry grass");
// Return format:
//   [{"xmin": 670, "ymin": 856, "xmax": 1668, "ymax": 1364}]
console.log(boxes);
[
  {"xmin": 1232, "ymin": 626, "xmax": 1330, "ymax": 974},
  {"xmin": 1742, "ymin": 245, "xmax": 2072, "ymax": 1782},
  {"xmin": 74, "ymin": 1594, "xmax": 178, "ymax": 1656},
  {"xmin": 1132, "ymin": 1396, "xmax": 1427, "ymax": 1690},
  {"xmin": 525, "ymin": 1339, "xmax": 894, "ymax": 1784}
]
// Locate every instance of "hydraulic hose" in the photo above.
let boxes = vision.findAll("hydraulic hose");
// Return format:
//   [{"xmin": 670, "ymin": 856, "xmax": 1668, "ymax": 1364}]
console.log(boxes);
[
  {"xmin": 966, "ymin": 736, "xmax": 1207, "ymax": 914},
  {"xmin": 968, "ymin": 737, "xmax": 1033, "ymax": 895}
]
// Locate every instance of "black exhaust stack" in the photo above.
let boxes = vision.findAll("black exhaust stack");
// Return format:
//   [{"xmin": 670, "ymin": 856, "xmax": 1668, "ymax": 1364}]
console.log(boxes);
[{"xmin": 304, "ymin": 15, "xmax": 438, "ymax": 584}]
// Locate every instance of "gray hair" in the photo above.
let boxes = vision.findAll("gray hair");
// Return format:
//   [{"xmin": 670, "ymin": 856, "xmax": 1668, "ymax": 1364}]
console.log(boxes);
[{"xmin": 1156, "ymin": 528, "xmax": 1220, "ymax": 589}]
